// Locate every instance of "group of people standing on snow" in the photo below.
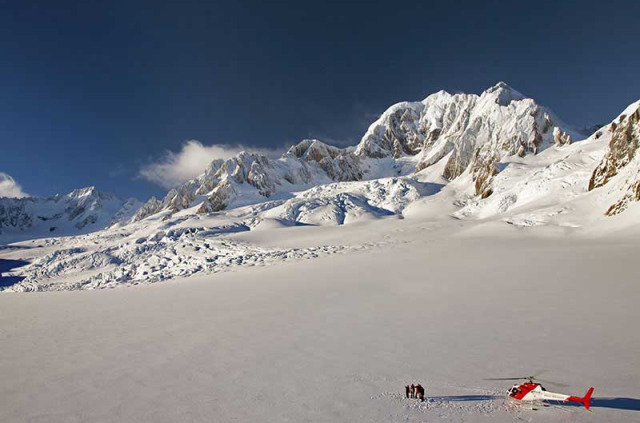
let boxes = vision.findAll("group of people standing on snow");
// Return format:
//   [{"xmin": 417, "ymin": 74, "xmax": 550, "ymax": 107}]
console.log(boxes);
[{"xmin": 405, "ymin": 383, "xmax": 425, "ymax": 401}]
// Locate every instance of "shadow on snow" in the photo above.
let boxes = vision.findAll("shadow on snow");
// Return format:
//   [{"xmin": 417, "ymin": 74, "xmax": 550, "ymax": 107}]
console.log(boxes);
[
  {"xmin": 557, "ymin": 397, "xmax": 640, "ymax": 412},
  {"xmin": 0, "ymin": 258, "xmax": 29, "ymax": 288},
  {"xmin": 427, "ymin": 395, "xmax": 640, "ymax": 412}
]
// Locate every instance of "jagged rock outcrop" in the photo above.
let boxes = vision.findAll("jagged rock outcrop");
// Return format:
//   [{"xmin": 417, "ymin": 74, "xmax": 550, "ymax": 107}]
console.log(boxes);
[
  {"xmin": 194, "ymin": 159, "xmax": 224, "ymax": 195},
  {"xmin": 134, "ymin": 161, "xmax": 226, "ymax": 221},
  {"xmin": 589, "ymin": 105, "xmax": 640, "ymax": 190},
  {"xmin": 285, "ymin": 139, "xmax": 362, "ymax": 181},
  {"xmin": 132, "ymin": 196, "xmax": 162, "ymax": 220},
  {"xmin": 470, "ymin": 150, "xmax": 500, "ymax": 199},
  {"xmin": 553, "ymin": 127, "xmax": 573, "ymax": 146},
  {"xmin": 0, "ymin": 186, "xmax": 140, "ymax": 242},
  {"xmin": 605, "ymin": 181, "xmax": 640, "ymax": 216},
  {"xmin": 196, "ymin": 183, "xmax": 235, "ymax": 213},
  {"xmin": 355, "ymin": 104, "xmax": 429, "ymax": 158},
  {"xmin": 588, "ymin": 102, "xmax": 640, "ymax": 215}
]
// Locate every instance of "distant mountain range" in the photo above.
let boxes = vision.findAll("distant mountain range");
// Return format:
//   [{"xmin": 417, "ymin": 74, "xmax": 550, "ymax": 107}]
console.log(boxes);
[
  {"xmin": 0, "ymin": 187, "xmax": 139, "ymax": 243},
  {"xmin": 4, "ymin": 82, "xmax": 640, "ymax": 238}
]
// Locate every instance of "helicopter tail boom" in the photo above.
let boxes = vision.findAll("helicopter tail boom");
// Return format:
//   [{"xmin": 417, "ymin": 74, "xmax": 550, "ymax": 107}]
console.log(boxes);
[{"xmin": 567, "ymin": 387, "xmax": 594, "ymax": 410}]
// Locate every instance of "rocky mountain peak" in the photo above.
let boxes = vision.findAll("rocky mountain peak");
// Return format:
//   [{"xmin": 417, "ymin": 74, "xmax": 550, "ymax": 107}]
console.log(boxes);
[
  {"xmin": 68, "ymin": 186, "xmax": 98, "ymax": 197},
  {"xmin": 353, "ymin": 82, "xmax": 576, "ymax": 191},
  {"xmin": 481, "ymin": 81, "xmax": 526, "ymax": 106},
  {"xmin": 287, "ymin": 139, "xmax": 341, "ymax": 162}
]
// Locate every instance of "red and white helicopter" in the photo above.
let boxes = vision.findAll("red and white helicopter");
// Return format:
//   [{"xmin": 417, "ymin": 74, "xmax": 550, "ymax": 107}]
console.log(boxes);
[{"xmin": 485, "ymin": 375, "xmax": 594, "ymax": 410}]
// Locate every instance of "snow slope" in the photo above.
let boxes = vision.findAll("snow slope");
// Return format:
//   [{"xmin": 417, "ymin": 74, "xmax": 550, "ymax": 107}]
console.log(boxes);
[{"xmin": 1, "ymin": 211, "xmax": 638, "ymax": 423}]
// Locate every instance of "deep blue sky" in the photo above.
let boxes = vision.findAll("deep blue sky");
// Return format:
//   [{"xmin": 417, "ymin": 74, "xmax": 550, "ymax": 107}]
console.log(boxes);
[{"xmin": 1, "ymin": 0, "xmax": 639, "ymax": 200}]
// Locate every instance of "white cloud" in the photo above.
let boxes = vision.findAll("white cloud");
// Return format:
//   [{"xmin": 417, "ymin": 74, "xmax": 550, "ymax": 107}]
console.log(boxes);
[
  {"xmin": 139, "ymin": 140, "xmax": 280, "ymax": 189},
  {"xmin": 0, "ymin": 172, "xmax": 28, "ymax": 198}
]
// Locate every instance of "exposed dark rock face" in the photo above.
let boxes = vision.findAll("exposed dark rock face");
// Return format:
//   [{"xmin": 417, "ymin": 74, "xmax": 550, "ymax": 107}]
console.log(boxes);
[
  {"xmin": 356, "ymin": 106, "xmax": 426, "ymax": 158},
  {"xmin": 470, "ymin": 150, "xmax": 500, "ymax": 199},
  {"xmin": 589, "ymin": 107, "xmax": 640, "ymax": 191},
  {"xmin": 285, "ymin": 139, "xmax": 362, "ymax": 181},
  {"xmin": 605, "ymin": 180, "xmax": 640, "ymax": 216},
  {"xmin": 553, "ymin": 127, "xmax": 573, "ymax": 146},
  {"xmin": 196, "ymin": 184, "xmax": 234, "ymax": 214},
  {"xmin": 588, "ymin": 104, "xmax": 640, "ymax": 215}
]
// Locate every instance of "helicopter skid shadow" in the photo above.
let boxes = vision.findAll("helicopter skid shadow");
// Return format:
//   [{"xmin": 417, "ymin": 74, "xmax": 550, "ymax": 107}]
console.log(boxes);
[{"xmin": 427, "ymin": 395, "xmax": 502, "ymax": 402}]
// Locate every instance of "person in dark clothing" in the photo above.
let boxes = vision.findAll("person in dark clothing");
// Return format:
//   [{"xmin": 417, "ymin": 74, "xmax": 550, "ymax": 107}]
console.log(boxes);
[
  {"xmin": 405, "ymin": 385, "xmax": 410, "ymax": 398},
  {"xmin": 410, "ymin": 384, "xmax": 415, "ymax": 398},
  {"xmin": 416, "ymin": 384, "xmax": 425, "ymax": 401}
]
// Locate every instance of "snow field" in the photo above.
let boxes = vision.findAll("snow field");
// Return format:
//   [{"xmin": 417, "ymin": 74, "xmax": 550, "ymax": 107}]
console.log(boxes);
[{"xmin": 1, "ymin": 223, "xmax": 638, "ymax": 423}]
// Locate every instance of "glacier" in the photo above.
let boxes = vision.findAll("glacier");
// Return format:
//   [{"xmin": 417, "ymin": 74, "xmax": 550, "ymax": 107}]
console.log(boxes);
[{"xmin": 2, "ymin": 83, "xmax": 640, "ymax": 292}]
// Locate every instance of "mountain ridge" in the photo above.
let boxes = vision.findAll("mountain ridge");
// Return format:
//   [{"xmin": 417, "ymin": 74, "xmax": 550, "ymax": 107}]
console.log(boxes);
[{"xmin": 133, "ymin": 82, "xmax": 586, "ymax": 222}]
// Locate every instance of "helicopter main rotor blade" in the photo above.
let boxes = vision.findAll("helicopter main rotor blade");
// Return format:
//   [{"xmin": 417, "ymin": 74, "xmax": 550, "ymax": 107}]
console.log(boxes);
[
  {"xmin": 533, "ymin": 378, "xmax": 569, "ymax": 388},
  {"xmin": 530, "ymin": 369, "xmax": 547, "ymax": 378},
  {"xmin": 483, "ymin": 374, "xmax": 570, "ymax": 388}
]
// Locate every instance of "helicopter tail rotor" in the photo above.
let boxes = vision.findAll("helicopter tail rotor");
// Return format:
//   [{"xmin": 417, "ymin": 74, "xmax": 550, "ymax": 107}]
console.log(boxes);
[{"xmin": 567, "ymin": 387, "xmax": 594, "ymax": 410}]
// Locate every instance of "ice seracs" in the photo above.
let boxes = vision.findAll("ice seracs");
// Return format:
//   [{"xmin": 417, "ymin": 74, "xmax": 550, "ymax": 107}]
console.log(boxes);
[{"xmin": 261, "ymin": 177, "xmax": 441, "ymax": 226}]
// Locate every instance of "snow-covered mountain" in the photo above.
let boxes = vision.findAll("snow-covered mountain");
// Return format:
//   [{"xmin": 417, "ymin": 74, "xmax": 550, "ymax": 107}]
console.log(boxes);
[
  {"xmin": 3, "ymin": 83, "xmax": 640, "ymax": 292},
  {"xmin": 132, "ymin": 141, "xmax": 362, "ymax": 222},
  {"xmin": 0, "ymin": 186, "xmax": 140, "ymax": 243},
  {"xmin": 134, "ymin": 82, "xmax": 583, "ymax": 221}
]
